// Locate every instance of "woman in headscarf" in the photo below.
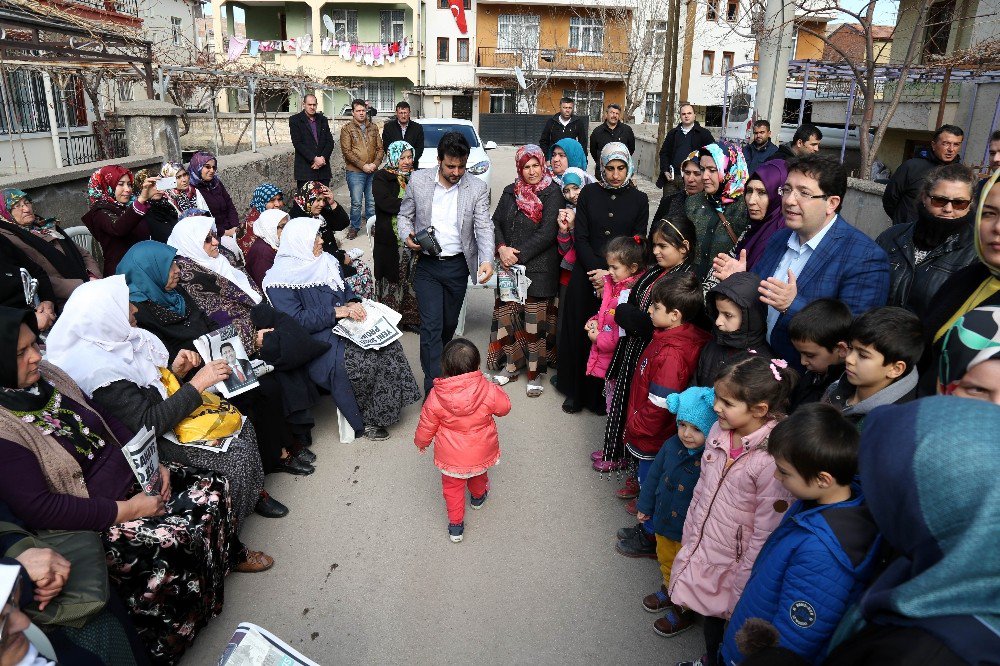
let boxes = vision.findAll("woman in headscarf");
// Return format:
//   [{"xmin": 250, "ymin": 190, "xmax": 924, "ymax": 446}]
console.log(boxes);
[
  {"xmin": 0, "ymin": 188, "xmax": 100, "ymax": 309},
  {"xmin": 244, "ymin": 209, "xmax": 289, "ymax": 288},
  {"xmin": 651, "ymin": 149, "xmax": 703, "ymax": 231},
  {"xmin": 118, "ymin": 240, "xmax": 321, "ymax": 479},
  {"xmin": 82, "ymin": 165, "xmax": 156, "ymax": 276},
  {"xmin": 548, "ymin": 137, "xmax": 590, "ymax": 186},
  {"xmin": 487, "ymin": 144, "xmax": 562, "ymax": 397},
  {"xmin": 936, "ymin": 305, "xmax": 1000, "ymax": 403},
  {"xmin": 0, "ymin": 304, "xmax": 238, "ymax": 664},
  {"xmin": 921, "ymin": 169, "xmax": 1000, "ymax": 395},
  {"xmin": 237, "ymin": 183, "xmax": 283, "ymax": 256},
  {"xmin": 45, "ymin": 278, "xmax": 275, "ymax": 573},
  {"xmin": 556, "ymin": 142, "xmax": 649, "ymax": 414},
  {"xmin": 372, "ymin": 140, "xmax": 421, "ymax": 329},
  {"xmin": 734, "ymin": 159, "xmax": 789, "ymax": 271},
  {"xmin": 264, "ymin": 218, "xmax": 421, "ymax": 441},
  {"xmin": 144, "ymin": 161, "xmax": 209, "ymax": 244},
  {"xmin": 686, "ymin": 140, "xmax": 750, "ymax": 281},
  {"xmin": 187, "ymin": 151, "xmax": 239, "ymax": 235}
]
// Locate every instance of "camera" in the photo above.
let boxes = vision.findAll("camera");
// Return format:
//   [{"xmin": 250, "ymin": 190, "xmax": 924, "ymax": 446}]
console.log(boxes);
[{"xmin": 413, "ymin": 227, "xmax": 442, "ymax": 257}]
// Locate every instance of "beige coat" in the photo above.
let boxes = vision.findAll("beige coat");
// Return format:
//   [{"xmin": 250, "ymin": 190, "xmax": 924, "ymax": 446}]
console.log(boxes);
[{"xmin": 340, "ymin": 118, "xmax": 384, "ymax": 173}]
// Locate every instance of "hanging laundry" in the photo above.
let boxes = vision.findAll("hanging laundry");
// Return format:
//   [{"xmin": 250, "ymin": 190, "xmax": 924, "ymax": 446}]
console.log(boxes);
[
  {"xmin": 363, "ymin": 46, "xmax": 374, "ymax": 66},
  {"xmin": 300, "ymin": 34, "xmax": 312, "ymax": 55},
  {"xmin": 283, "ymin": 38, "xmax": 297, "ymax": 53},
  {"xmin": 227, "ymin": 36, "xmax": 249, "ymax": 60},
  {"xmin": 322, "ymin": 37, "xmax": 333, "ymax": 54},
  {"xmin": 339, "ymin": 42, "xmax": 351, "ymax": 59},
  {"xmin": 248, "ymin": 40, "xmax": 260, "ymax": 57}
]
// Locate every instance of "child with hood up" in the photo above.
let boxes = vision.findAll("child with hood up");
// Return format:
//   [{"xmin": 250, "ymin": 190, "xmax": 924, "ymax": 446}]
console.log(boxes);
[{"xmin": 696, "ymin": 271, "xmax": 773, "ymax": 386}]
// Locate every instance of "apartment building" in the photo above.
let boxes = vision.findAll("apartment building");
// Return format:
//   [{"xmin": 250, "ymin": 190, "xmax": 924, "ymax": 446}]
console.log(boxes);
[{"xmin": 412, "ymin": 0, "xmax": 478, "ymax": 120}]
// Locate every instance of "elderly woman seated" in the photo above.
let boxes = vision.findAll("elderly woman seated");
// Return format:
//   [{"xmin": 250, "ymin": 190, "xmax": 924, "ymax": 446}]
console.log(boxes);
[
  {"xmin": 0, "ymin": 304, "xmax": 237, "ymax": 664},
  {"xmin": 263, "ymin": 218, "xmax": 421, "ymax": 440}
]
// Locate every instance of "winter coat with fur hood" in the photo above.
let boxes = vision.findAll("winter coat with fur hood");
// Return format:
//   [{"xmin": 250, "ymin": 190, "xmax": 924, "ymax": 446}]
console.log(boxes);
[{"xmin": 696, "ymin": 271, "xmax": 773, "ymax": 386}]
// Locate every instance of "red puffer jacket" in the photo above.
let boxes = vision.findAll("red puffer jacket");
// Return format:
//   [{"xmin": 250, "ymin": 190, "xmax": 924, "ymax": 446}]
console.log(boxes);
[
  {"xmin": 415, "ymin": 371, "xmax": 512, "ymax": 477},
  {"xmin": 622, "ymin": 322, "xmax": 711, "ymax": 457}
]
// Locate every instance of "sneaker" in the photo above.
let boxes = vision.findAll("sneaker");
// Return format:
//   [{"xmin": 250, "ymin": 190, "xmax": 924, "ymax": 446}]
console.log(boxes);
[
  {"xmin": 448, "ymin": 522, "xmax": 464, "ymax": 542},
  {"xmin": 616, "ymin": 529, "xmax": 657, "ymax": 558},
  {"xmin": 625, "ymin": 498, "xmax": 638, "ymax": 515},
  {"xmin": 674, "ymin": 657, "xmax": 704, "ymax": 666},
  {"xmin": 593, "ymin": 459, "xmax": 625, "ymax": 473},
  {"xmin": 591, "ymin": 450, "xmax": 603, "ymax": 462},
  {"xmin": 616, "ymin": 523, "xmax": 644, "ymax": 540},
  {"xmin": 364, "ymin": 426, "xmax": 389, "ymax": 441},
  {"xmin": 616, "ymin": 475, "xmax": 640, "ymax": 499},
  {"xmin": 470, "ymin": 490, "xmax": 488, "ymax": 510},
  {"xmin": 642, "ymin": 585, "xmax": 674, "ymax": 613},
  {"xmin": 345, "ymin": 227, "xmax": 359, "ymax": 241},
  {"xmin": 654, "ymin": 606, "xmax": 695, "ymax": 637}
]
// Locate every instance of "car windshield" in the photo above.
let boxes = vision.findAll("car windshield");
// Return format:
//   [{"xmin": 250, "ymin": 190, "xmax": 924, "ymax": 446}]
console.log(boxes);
[{"xmin": 423, "ymin": 124, "xmax": 480, "ymax": 149}]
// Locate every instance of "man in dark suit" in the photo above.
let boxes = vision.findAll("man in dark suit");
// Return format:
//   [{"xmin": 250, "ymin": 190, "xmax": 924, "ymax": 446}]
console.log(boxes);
[
  {"xmin": 539, "ymin": 98, "xmax": 588, "ymax": 159},
  {"xmin": 381, "ymin": 101, "xmax": 425, "ymax": 166},
  {"xmin": 589, "ymin": 103, "xmax": 635, "ymax": 179},
  {"xmin": 656, "ymin": 103, "xmax": 714, "ymax": 191},
  {"xmin": 289, "ymin": 94, "xmax": 335, "ymax": 188},
  {"xmin": 220, "ymin": 341, "xmax": 256, "ymax": 393}
]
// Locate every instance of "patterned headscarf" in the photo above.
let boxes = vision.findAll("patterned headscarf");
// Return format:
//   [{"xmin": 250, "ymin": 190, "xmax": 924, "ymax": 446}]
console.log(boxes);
[
  {"xmin": 158, "ymin": 161, "xmax": 198, "ymax": 213},
  {"xmin": 599, "ymin": 142, "xmax": 634, "ymax": 190},
  {"xmin": 938, "ymin": 306, "xmax": 1000, "ymax": 394},
  {"xmin": 680, "ymin": 149, "xmax": 701, "ymax": 171},
  {"xmin": 384, "ymin": 140, "xmax": 415, "ymax": 191},
  {"xmin": 700, "ymin": 140, "xmax": 748, "ymax": 207},
  {"xmin": 975, "ymin": 168, "xmax": 1000, "ymax": 278},
  {"xmin": 294, "ymin": 181, "xmax": 326, "ymax": 215},
  {"xmin": 513, "ymin": 144, "xmax": 553, "ymax": 224},
  {"xmin": 0, "ymin": 189, "xmax": 45, "ymax": 231},
  {"xmin": 87, "ymin": 165, "xmax": 132, "ymax": 207},
  {"xmin": 188, "ymin": 151, "xmax": 219, "ymax": 190},
  {"xmin": 249, "ymin": 183, "xmax": 283, "ymax": 214}
]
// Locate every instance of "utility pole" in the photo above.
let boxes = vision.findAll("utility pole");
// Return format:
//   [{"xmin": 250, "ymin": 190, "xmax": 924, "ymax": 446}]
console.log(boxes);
[
  {"xmin": 754, "ymin": 0, "xmax": 795, "ymax": 129},
  {"xmin": 656, "ymin": 0, "xmax": 678, "ymax": 146}
]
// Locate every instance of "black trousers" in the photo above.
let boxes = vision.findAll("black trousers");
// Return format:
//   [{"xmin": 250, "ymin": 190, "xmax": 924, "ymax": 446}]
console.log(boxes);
[
  {"xmin": 704, "ymin": 615, "xmax": 727, "ymax": 666},
  {"xmin": 413, "ymin": 254, "xmax": 470, "ymax": 394}
]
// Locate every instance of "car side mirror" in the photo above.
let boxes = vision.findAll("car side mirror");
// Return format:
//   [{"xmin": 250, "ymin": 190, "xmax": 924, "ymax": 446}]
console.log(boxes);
[{"xmin": 484, "ymin": 140, "xmax": 498, "ymax": 151}]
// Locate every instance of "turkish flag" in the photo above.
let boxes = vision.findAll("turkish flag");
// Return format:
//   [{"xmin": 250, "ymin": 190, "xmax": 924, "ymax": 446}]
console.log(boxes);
[{"xmin": 450, "ymin": 1, "xmax": 468, "ymax": 34}]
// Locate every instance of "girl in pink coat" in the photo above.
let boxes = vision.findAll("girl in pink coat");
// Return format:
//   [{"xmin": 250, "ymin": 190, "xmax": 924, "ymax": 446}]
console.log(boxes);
[
  {"xmin": 415, "ymin": 338, "xmax": 512, "ymax": 543},
  {"xmin": 585, "ymin": 235, "xmax": 645, "ymax": 411},
  {"xmin": 666, "ymin": 356, "xmax": 797, "ymax": 666}
]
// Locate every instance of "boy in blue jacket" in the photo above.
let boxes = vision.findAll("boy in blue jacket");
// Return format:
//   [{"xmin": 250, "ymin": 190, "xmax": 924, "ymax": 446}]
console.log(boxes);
[
  {"xmin": 618, "ymin": 386, "xmax": 717, "ymax": 637},
  {"xmin": 721, "ymin": 403, "xmax": 881, "ymax": 665}
]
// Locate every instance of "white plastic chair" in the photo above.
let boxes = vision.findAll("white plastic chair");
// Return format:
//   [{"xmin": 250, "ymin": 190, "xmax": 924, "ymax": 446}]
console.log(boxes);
[
  {"xmin": 365, "ymin": 215, "xmax": 376, "ymax": 250},
  {"xmin": 64, "ymin": 225, "xmax": 103, "ymax": 266}
]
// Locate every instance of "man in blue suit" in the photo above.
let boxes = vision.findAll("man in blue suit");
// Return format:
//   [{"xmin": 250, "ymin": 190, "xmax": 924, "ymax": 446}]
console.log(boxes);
[{"xmin": 713, "ymin": 156, "xmax": 889, "ymax": 370}]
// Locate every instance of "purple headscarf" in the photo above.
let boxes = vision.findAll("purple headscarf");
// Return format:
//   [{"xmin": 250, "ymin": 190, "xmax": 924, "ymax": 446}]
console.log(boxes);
[
  {"xmin": 736, "ymin": 160, "xmax": 788, "ymax": 269},
  {"xmin": 188, "ymin": 151, "xmax": 220, "ymax": 190}
]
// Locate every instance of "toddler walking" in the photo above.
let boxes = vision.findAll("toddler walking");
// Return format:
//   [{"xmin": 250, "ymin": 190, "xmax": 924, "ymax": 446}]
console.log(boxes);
[{"xmin": 415, "ymin": 339, "xmax": 512, "ymax": 543}]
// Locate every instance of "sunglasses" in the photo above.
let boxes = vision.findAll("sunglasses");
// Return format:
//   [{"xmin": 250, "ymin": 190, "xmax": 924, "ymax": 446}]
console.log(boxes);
[{"xmin": 926, "ymin": 195, "xmax": 972, "ymax": 211}]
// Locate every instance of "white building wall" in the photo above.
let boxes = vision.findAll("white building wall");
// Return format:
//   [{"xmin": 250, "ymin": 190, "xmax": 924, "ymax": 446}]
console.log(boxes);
[
  {"xmin": 678, "ymin": 3, "xmax": 755, "ymax": 109},
  {"xmin": 143, "ymin": 0, "xmax": 201, "ymax": 65},
  {"xmin": 418, "ymin": 0, "xmax": 478, "ymax": 120}
]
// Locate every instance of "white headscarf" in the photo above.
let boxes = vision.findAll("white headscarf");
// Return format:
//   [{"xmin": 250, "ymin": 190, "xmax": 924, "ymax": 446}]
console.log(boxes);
[
  {"xmin": 261, "ymin": 217, "xmax": 345, "ymax": 292},
  {"xmin": 167, "ymin": 215, "xmax": 262, "ymax": 303},
  {"xmin": 46, "ymin": 275, "xmax": 169, "ymax": 397},
  {"xmin": 255, "ymin": 209, "xmax": 287, "ymax": 251}
]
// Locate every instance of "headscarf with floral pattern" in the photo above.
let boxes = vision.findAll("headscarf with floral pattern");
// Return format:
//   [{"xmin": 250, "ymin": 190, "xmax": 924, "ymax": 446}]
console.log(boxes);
[
  {"xmin": 513, "ymin": 144, "xmax": 553, "ymax": 224},
  {"xmin": 87, "ymin": 165, "xmax": 133, "ymax": 207},
  {"xmin": 293, "ymin": 181, "xmax": 326, "ymax": 215},
  {"xmin": 700, "ymin": 140, "xmax": 748, "ymax": 208}
]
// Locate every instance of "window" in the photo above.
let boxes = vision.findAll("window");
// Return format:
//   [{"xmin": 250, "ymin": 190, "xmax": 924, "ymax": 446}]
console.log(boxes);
[
  {"xmin": 924, "ymin": 0, "xmax": 955, "ymax": 59},
  {"xmin": 721, "ymin": 51, "xmax": 734, "ymax": 73},
  {"xmin": 498, "ymin": 14, "xmax": 539, "ymax": 51},
  {"xmin": 707, "ymin": 0, "xmax": 719, "ymax": 21},
  {"xmin": 490, "ymin": 89, "xmax": 516, "ymax": 113},
  {"xmin": 379, "ymin": 10, "xmax": 404, "ymax": 43},
  {"xmin": 439, "ymin": 0, "xmax": 470, "ymax": 9},
  {"xmin": 790, "ymin": 28, "xmax": 799, "ymax": 59},
  {"xmin": 457, "ymin": 38, "xmax": 470, "ymax": 62},
  {"xmin": 569, "ymin": 16, "xmax": 604, "ymax": 54},
  {"xmin": 563, "ymin": 89, "xmax": 604, "ymax": 122},
  {"xmin": 648, "ymin": 20, "xmax": 667, "ymax": 55},
  {"xmin": 644, "ymin": 92, "xmax": 661, "ymax": 123},
  {"xmin": 437, "ymin": 37, "xmax": 449, "ymax": 62},
  {"xmin": 171, "ymin": 16, "xmax": 182, "ymax": 46},
  {"xmin": 701, "ymin": 50, "xmax": 715, "ymax": 75},
  {"xmin": 726, "ymin": 0, "xmax": 738, "ymax": 22},
  {"xmin": 352, "ymin": 81, "xmax": 396, "ymax": 115},
  {"xmin": 330, "ymin": 9, "xmax": 358, "ymax": 42}
]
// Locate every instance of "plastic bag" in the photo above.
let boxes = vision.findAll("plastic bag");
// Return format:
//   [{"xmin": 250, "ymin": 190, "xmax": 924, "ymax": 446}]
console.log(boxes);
[{"xmin": 159, "ymin": 368, "xmax": 243, "ymax": 444}]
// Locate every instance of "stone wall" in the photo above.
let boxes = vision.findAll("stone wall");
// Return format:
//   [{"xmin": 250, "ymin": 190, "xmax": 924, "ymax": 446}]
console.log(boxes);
[{"xmin": 181, "ymin": 112, "xmax": 357, "ymax": 154}]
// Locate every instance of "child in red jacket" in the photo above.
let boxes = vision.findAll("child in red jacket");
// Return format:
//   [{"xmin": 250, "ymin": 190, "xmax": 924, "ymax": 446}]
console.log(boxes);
[
  {"xmin": 621, "ymin": 272, "xmax": 710, "ymax": 519},
  {"xmin": 415, "ymin": 339, "xmax": 512, "ymax": 543}
]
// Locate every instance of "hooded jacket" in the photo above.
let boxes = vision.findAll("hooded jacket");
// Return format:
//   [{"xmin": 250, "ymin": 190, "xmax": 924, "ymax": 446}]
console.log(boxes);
[
  {"xmin": 697, "ymin": 272, "xmax": 773, "ymax": 386},
  {"xmin": 586, "ymin": 272, "xmax": 638, "ymax": 379},
  {"xmin": 822, "ymin": 369, "xmax": 918, "ymax": 429},
  {"xmin": 721, "ymin": 487, "xmax": 881, "ymax": 665},
  {"xmin": 622, "ymin": 322, "xmax": 711, "ymax": 457},
  {"xmin": 635, "ymin": 434, "xmax": 704, "ymax": 541},
  {"xmin": 414, "ymin": 370, "xmax": 512, "ymax": 477},
  {"xmin": 668, "ymin": 419, "xmax": 793, "ymax": 619}
]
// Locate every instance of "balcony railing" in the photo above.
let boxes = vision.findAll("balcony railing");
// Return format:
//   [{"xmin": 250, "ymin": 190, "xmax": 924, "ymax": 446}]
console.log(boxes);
[
  {"xmin": 60, "ymin": 128, "xmax": 127, "ymax": 167},
  {"xmin": 476, "ymin": 47, "xmax": 630, "ymax": 77},
  {"xmin": 62, "ymin": 0, "xmax": 141, "ymax": 18}
]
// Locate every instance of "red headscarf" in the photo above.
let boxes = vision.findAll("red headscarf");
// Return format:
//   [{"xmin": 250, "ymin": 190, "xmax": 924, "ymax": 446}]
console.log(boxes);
[
  {"xmin": 513, "ymin": 144, "xmax": 552, "ymax": 224},
  {"xmin": 87, "ymin": 165, "xmax": 133, "ymax": 207}
]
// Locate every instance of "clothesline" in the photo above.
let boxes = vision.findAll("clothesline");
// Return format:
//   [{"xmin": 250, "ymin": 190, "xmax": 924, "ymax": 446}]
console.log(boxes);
[{"xmin": 224, "ymin": 35, "xmax": 412, "ymax": 66}]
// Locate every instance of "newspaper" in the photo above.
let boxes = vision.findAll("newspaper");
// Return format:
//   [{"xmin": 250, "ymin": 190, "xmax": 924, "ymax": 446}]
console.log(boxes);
[
  {"xmin": 332, "ymin": 299, "xmax": 402, "ymax": 350},
  {"xmin": 193, "ymin": 325, "xmax": 260, "ymax": 399},
  {"xmin": 219, "ymin": 622, "xmax": 319, "ymax": 666},
  {"xmin": 497, "ymin": 264, "xmax": 531, "ymax": 304},
  {"xmin": 162, "ymin": 416, "xmax": 245, "ymax": 454},
  {"xmin": 121, "ymin": 426, "xmax": 161, "ymax": 496}
]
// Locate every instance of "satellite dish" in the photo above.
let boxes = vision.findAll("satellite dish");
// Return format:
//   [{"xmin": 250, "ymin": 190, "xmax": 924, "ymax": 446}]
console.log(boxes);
[
  {"xmin": 514, "ymin": 66, "xmax": 527, "ymax": 90},
  {"xmin": 322, "ymin": 14, "xmax": 336, "ymax": 33}
]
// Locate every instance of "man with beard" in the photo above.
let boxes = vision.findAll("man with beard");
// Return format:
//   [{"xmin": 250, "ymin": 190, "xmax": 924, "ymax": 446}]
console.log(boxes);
[{"xmin": 742, "ymin": 119, "xmax": 778, "ymax": 175}]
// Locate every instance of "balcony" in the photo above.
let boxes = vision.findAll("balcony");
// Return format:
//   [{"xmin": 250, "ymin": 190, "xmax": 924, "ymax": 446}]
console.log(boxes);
[
  {"xmin": 44, "ymin": 0, "xmax": 140, "ymax": 20},
  {"xmin": 476, "ymin": 47, "xmax": 629, "ymax": 80}
]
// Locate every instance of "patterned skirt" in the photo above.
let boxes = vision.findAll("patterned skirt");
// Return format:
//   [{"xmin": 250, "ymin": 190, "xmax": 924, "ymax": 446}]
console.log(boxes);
[
  {"xmin": 345, "ymin": 258, "xmax": 375, "ymax": 301},
  {"xmin": 103, "ymin": 463, "xmax": 235, "ymax": 665},
  {"xmin": 487, "ymin": 296, "xmax": 553, "ymax": 380},
  {"xmin": 344, "ymin": 339, "xmax": 422, "ymax": 428},
  {"xmin": 374, "ymin": 248, "xmax": 420, "ymax": 329}
]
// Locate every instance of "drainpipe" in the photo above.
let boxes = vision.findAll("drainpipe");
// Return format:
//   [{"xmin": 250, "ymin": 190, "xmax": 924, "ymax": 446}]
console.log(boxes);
[{"xmin": 42, "ymin": 72, "xmax": 62, "ymax": 168}]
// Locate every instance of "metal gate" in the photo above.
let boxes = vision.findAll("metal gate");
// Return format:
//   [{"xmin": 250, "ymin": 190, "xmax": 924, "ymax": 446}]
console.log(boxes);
[{"xmin": 478, "ymin": 113, "xmax": 588, "ymax": 147}]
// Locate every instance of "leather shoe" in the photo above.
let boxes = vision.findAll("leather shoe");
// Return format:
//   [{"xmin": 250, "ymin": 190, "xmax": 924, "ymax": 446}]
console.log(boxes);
[
  {"xmin": 365, "ymin": 426, "xmax": 390, "ymax": 440},
  {"xmin": 274, "ymin": 456, "xmax": 314, "ymax": 476},
  {"xmin": 295, "ymin": 447, "xmax": 316, "ymax": 464},
  {"xmin": 254, "ymin": 492, "xmax": 288, "ymax": 518},
  {"xmin": 561, "ymin": 398, "xmax": 581, "ymax": 414}
]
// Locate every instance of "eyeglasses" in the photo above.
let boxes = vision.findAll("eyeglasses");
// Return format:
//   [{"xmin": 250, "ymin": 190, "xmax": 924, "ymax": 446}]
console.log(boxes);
[
  {"xmin": 778, "ymin": 185, "xmax": 828, "ymax": 201},
  {"xmin": 926, "ymin": 195, "xmax": 972, "ymax": 211}
]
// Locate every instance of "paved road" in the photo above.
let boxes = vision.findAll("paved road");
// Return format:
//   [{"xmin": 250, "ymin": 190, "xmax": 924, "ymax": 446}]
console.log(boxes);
[{"xmin": 180, "ymin": 147, "xmax": 701, "ymax": 664}]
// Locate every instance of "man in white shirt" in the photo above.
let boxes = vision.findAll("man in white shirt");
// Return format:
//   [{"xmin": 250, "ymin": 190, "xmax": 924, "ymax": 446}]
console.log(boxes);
[{"xmin": 397, "ymin": 132, "xmax": 494, "ymax": 393}]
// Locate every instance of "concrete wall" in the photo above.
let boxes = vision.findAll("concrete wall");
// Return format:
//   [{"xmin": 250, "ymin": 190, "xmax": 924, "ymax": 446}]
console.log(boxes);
[{"xmin": 181, "ymin": 112, "xmax": 391, "ymax": 152}]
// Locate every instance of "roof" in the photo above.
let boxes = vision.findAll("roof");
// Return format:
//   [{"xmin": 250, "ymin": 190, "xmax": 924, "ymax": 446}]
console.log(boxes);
[{"xmin": 831, "ymin": 23, "xmax": 895, "ymax": 41}]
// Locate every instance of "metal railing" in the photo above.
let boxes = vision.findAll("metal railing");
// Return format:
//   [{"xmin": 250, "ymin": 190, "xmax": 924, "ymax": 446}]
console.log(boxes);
[
  {"xmin": 64, "ymin": 0, "xmax": 140, "ymax": 17},
  {"xmin": 59, "ymin": 128, "xmax": 127, "ymax": 167},
  {"xmin": 476, "ymin": 47, "xmax": 630, "ymax": 76}
]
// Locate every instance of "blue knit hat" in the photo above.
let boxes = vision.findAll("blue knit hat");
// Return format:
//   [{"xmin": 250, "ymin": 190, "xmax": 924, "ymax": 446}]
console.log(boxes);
[{"xmin": 666, "ymin": 386, "xmax": 718, "ymax": 437}]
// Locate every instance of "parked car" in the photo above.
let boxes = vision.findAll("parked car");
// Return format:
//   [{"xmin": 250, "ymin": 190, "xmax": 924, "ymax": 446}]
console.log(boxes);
[{"xmin": 417, "ymin": 119, "xmax": 498, "ymax": 198}]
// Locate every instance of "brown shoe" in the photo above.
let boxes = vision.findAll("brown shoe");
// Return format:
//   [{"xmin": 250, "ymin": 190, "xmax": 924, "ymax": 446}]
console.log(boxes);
[
  {"xmin": 653, "ymin": 606, "xmax": 695, "ymax": 637},
  {"xmin": 235, "ymin": 550, "xmax": 274, "ymax": 573},
  {"xmin": 643, "ymin": 585, "xmax": 674, "ymax": 613},
  {"xmin": 345, "ymin": 227, "xmax": 359, "ymax": 240}
]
